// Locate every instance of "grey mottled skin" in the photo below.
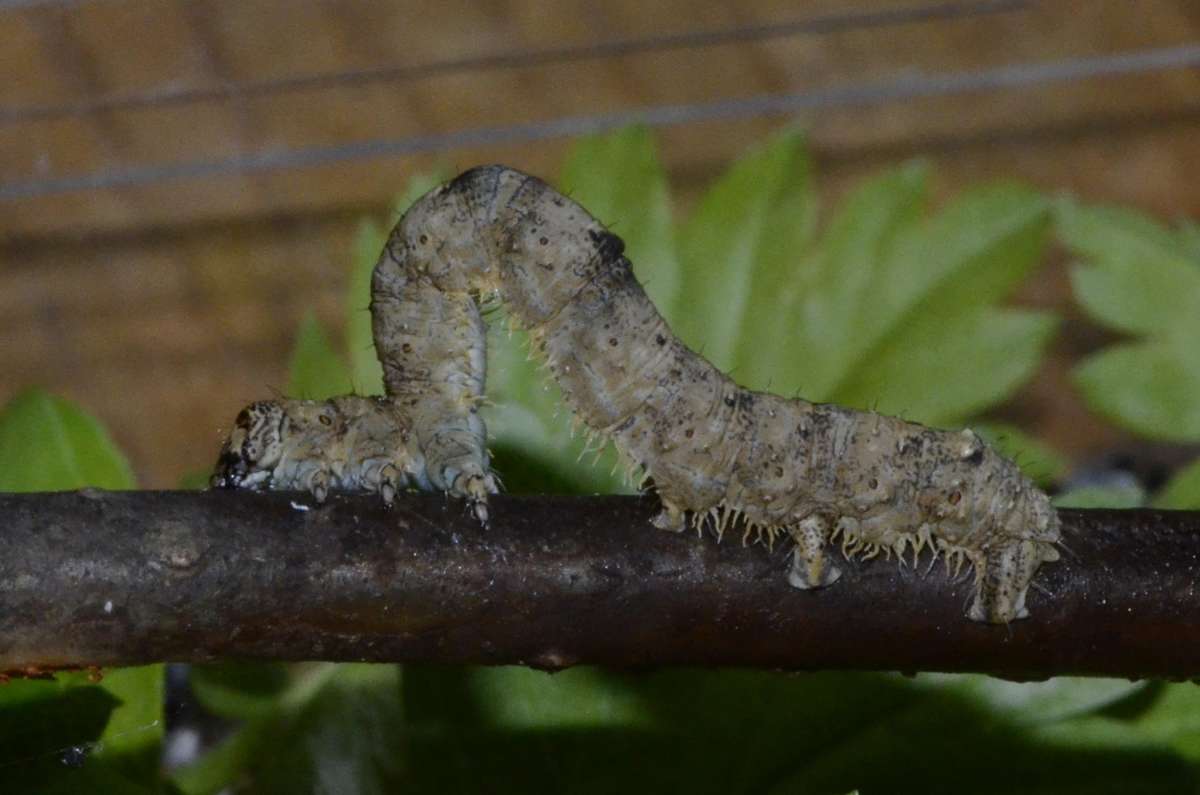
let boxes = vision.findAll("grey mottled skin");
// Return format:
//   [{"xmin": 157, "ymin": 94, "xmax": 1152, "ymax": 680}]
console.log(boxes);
[{"xmin": 214, "ymin": 165, "xmax": 1060, "ymax": 623}]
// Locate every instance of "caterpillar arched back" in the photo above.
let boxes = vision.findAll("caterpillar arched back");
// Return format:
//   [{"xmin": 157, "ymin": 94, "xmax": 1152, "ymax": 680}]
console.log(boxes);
[{"xmin": 213, "ymin": 165, "xmax": 1061, "ymax": 624}]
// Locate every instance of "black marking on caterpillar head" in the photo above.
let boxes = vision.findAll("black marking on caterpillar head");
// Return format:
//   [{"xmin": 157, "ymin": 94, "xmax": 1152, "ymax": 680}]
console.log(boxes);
[
  {"xmin": 588, "ymin": 228, "xmax": 626, "ymax": 266},
  {"xmin": 210, "ymin": 446, "xmax": 247, "ymax": 489},
  {"xmin": 210, "ymin": 400, "xmax": 286, "ymax": 490}
]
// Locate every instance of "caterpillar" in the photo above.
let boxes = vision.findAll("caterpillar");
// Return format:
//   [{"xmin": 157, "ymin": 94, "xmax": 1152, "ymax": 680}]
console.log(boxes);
[{"xmin": 213, "ymin": 165, "xmax": 1061, "ymax": 624}]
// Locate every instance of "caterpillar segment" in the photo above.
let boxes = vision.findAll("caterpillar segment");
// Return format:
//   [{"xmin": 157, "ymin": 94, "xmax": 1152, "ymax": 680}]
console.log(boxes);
[{"xmin": 214, "ymin": 165, "xmax": 1061, "ymax": 623}]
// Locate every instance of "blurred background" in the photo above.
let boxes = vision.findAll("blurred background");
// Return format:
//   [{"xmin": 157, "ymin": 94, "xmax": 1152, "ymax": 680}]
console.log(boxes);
[{"xmin": 2, "ymin": 0, "xmax": 1199, "ymax": 488}]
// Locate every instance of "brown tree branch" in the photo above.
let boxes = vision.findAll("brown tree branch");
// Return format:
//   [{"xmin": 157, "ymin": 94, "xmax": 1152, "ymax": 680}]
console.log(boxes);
[{"xmin": 0, "ymin": 490, "xmax": 1197, "ymax": 679}]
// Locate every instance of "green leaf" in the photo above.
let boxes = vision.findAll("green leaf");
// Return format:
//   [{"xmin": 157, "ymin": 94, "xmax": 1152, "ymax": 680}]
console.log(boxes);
[
  {"xmin": 1069, "ymin": 253, "xmax": 1200, "ymax": 337},
  {"xmin": 400, "ymin": 667, "xmax": 1192, "ymax": 794},
  {"xmin": 834, "ymin": 306, "xmax": 1057, "ymax": 425},
  {"xmin": 1073, "ymin": 341, "xmax": 1200, "ymax": 441},
  {"xmin": 1126, "ymin": 682, "xmax": 1200, "ymax": 763},
  {"xmin": 0, "ymin": 680, "xmax": 119, "ymax": 783},
  {"xmin": 462, "ymin": 667, "xmax": 652, "ymax": 730},
  {"xmin": 174, "ymin": 664, "xmax": 405, "ymax": 795},
  {"xmin": 821, "ymin": 183, "xmax": 1053, "ymax": 425},
  {"xmin": 975, "ymin": 422, "xmax": 1069, "ymax": 489},
  {"xmin": 172, "ymin": 719, "xmax": 272, "ymax": 795},
  {"xmin": 1054, "ymin": 482, "xmax": 1146, "ymax": 509},
  {"xmin": 1178, "ymin": 219, "xmax": 1200, "ymax": 261},
  {"xmin": 1057, "ymin": 201, "xmax": 1200, "ymax": 326},
  {"xmin": 0, "ymin": 670, "xmax": 164, "ymax": 794},
  {"xmin": 91, "ymin": 665, "xmax": 165, "ymax": 782},
  {"xmin": 674, "ymin": 128, "xmax": 816, "ymax": 389},
  {"xmin": 1154, "ymin": 457, "xmax": 1200, "ymax": 509},
  {"xmin": 785, "ymin": 161, "xmax": 928, "ymax": 399},
  {"xmin": 0, "ymin": 388, "xmax": 136, "ymax": 492},
  {"xmin": 248, "ymin": 664, "xmax": 404, "ymax": 795},
  {"xmin": 921, "ymin": 675, "xmax": 1147, "ymax": 725},
  {"xmin": 1060, "ymin": 200, "xmax": 1200, "ymax": 441},
  {"xmin": 189, "ymin": 662, "xmax": 292, "ymax": 720},
  {"xmin": 285, "ymin": 312, "xmax": 354, "ymax": 400}
]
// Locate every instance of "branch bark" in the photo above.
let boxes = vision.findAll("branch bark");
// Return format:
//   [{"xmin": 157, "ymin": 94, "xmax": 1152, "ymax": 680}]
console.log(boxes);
[{"xmin": 1, "ymin": 490, "xmax": 1197, "ymax": 679}]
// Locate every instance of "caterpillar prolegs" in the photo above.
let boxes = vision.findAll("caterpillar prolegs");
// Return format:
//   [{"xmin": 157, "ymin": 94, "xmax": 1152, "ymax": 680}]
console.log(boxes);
[{"xmin": 213, "ymin": 165, "xmax": 1061, "ymax": 624}]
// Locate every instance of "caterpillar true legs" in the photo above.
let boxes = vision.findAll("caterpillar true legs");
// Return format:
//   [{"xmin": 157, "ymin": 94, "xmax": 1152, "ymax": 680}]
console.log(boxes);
[{"xmin": 213, "ymin": 165, "xmax": 1061, "ymax": 623}]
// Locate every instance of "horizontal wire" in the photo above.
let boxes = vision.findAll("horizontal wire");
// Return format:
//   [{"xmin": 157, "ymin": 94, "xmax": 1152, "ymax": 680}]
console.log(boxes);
[
  {"xmin": 0, "ymin": 0, "xmax": 84, "ymax": 9},
  {"xmin": 3, "ymin": 43, "xmax": 1200, "ymax": 202},
  {"xmin": 0, "ymin": 0, "xmax": 1026, "ymax": 124}
]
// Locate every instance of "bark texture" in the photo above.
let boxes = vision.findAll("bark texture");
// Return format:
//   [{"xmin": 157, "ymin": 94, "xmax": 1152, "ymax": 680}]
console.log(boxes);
[{"xmin": 0, "ymin": 489, "xmax": 1196, "ymax": 679}]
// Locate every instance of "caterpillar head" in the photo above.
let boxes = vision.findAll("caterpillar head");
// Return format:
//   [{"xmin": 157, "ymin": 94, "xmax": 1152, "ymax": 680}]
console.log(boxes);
[
  {"xmin": 211, "ymin": 400, "xmax": 342, "ymax": 492},
  {"xmin": 211, "ymin": 400, "xmax": 290, "ymax": 490}
]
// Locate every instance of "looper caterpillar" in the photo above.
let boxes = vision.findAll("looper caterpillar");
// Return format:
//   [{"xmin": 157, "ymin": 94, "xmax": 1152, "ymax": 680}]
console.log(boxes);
[{"xmin": 213, "ymin": 165, "xmax": 1061, "ymax": 624}]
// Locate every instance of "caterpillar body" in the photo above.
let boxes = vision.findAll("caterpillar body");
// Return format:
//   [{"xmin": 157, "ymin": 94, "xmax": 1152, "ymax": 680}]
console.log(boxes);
[{"xmin": 213, "ymin": 165, "xmax": 1061, "ymax": 624}]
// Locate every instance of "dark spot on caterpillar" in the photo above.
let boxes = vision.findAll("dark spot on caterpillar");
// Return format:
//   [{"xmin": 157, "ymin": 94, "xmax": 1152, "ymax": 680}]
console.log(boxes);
[
  {"xmin": 419, "ymin": 234, "xmax": 428, "ymax": 245},
  {"xmin": 319, "ymin": 415, "xmax": 332, "ymax": 426},
  {"xmin": 965, "ymin": 447, "xmax": 985, "ymax": 465},
  {"xmin": 868, "ymin": 478, "xmax": 879, "ymax": 490},
  {"xmin": 402, "ymin": 343, "xmax": 413, "ymax": 354},
  {"xmin": 538, "ymin": 262, "xmax": 554, "ymax": 271},
  {"xmin": 608, "ymin": 337, "xmax": 619, "ymax": 347},
  {"xmin": 685, "ymin": 428, "xmax": 694, "ymax": 439},
  {"xmin": 612, "ymin": 415, "xmax": 637, "ymax": 433},
  {"xmin": 724, "ymin": 396, "xmax": 736, "ymax": 408},
  {"xmin": 235, "ymin": 409, "xmax": 251, "ymax": 429},
  {"xmin": 656, "ymin": 334, "xmax": 666, "ymax": 346},
  {"xmin": 949, "ymin": 491, "xmax": 962, "ymax": 505},
  {"xmin": 588, "ymin": 229, "xmax": 626, "ymax": 265},
  {"xmin": 540, "ymin": 236, "xmax": 549, "ymax": 245}
]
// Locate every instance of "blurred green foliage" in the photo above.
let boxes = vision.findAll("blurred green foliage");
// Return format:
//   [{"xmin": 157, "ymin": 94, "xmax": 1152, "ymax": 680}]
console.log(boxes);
[
  {"xmin": 0, "ymin": 389, "xmax": 164, "ymax": 793},
  {"xmin": 3, "ymin": 125, "xmax": 1200, "ymax": 793},
  {"xmin": 1057, "ymin": 200, "xmax": 1200, "ymax": 509}
]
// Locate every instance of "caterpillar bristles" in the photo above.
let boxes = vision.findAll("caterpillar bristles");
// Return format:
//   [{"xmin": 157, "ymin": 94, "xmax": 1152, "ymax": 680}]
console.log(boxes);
[
  {"xmin": 704, "ymin": 506, "xmax": 720, "ymax": 539},
  {"xmin": 764, "ymin": 526, "xmax": 780, "ymax": 551}
]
